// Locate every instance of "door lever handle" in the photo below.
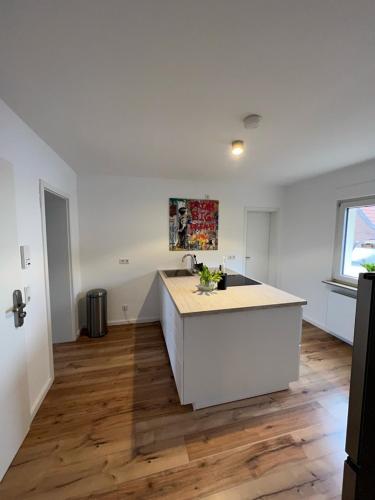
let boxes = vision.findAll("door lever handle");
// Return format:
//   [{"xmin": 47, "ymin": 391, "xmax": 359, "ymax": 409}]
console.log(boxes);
[{"xmin": 13, "ymin": 290, "xmax": 27, "ymax": 328}]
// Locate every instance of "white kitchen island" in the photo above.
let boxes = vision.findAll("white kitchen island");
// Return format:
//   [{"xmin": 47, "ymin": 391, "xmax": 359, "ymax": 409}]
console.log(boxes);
[{"xmin": 159, "ymin": 270, "xmax": 307, "ymax": 409}]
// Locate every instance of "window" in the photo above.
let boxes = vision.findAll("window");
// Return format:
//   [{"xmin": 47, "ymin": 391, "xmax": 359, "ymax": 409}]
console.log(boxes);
[{"xmin": 333, "ymin": 196, "xmax": 375, "ymax": 285}]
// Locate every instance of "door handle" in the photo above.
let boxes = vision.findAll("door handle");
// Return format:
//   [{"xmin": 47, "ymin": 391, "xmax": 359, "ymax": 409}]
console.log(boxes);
[
  {"xmin": 245, "ymin": 256, "xmax": 251, "ymax": 259},
  {"xmin": 13, "ymin": 290, "xmax": 27, "ymax": 328}
]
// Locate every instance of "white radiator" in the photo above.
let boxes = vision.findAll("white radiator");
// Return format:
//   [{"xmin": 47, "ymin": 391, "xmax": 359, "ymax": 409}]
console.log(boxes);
[{"xmin": 326, "ymin": 290, "xmax": 356, "ymax": 344}]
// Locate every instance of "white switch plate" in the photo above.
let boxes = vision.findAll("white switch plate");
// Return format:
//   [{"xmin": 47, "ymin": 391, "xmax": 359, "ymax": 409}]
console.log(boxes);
[
  {"xmin": 119, "ymin": 258, "xmax": 129, "ymax": 264},
  {"xmin": 20, "ymin": 245, "xmax": 31, "ymax": 269},
  {"xmin": 24, "ymin": 286, "xmax": 31, "ymax": 304}
]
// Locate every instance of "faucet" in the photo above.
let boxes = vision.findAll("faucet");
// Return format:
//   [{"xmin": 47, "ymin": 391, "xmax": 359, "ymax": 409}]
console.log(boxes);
[{"xmin": 182, "ymin": 253, "xmax": 197, "ymax": 274}]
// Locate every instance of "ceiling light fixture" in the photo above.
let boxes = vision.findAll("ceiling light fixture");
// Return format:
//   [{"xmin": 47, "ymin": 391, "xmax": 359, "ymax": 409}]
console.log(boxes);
[{"xmin": 231, "ymin": 140, "xmax": 244, "ymax": 156}]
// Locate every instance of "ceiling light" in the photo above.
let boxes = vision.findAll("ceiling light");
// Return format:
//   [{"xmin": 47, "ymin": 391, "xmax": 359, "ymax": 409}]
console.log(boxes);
[{"xmin": 232, "ymin": 140, "xmax": 244, "ymax": 156}]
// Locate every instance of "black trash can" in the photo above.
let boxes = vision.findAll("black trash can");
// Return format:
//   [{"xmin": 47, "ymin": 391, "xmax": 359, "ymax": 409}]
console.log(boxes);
[{"xmin": 86, "ymin": 288, "xmax": 108, "ymax": 337}]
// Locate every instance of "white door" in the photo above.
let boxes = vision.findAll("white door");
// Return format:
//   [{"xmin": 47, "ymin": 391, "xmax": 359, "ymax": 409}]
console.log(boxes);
[
  {"xmin": 0, "ymin": 161, "xmax": 30, "ymax": 480},
  {"xmin": 245, "ymin": 211, "xmax": 271, "ymax": 283}
]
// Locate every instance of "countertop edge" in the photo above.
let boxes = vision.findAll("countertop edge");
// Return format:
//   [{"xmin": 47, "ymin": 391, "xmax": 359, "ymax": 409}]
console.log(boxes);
[
  {"xmin": 177, "ymin": 301, "xmax": 307, "ymax": 317},
  {"xmin": 159, "ymin": 271, "xmax": 185, "ymax": 315}
]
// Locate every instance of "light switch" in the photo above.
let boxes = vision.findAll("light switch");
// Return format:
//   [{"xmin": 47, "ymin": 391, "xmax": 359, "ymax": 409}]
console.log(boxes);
[
  {"xmin": 20, "ymin": 245, "xmax": 31, "ymax": 269},
  {"xmin": 24, "ymin": 286, "xmax": 31, "ymax": 304}
]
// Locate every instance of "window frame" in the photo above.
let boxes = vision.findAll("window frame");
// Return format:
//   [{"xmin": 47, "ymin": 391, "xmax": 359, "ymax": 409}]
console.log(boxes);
[{"xmin": 333, "ymin": 195, "xmax": 375, "ymax": 286}]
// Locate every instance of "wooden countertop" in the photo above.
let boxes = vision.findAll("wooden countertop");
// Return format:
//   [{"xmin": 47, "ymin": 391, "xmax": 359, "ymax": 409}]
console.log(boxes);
[{"xmin": 159, "ymin": 270, "xmax": 307, "ymax": 316}]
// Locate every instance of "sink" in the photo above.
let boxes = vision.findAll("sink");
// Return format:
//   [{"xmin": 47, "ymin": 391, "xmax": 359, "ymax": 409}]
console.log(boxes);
[{"xmin": 163, "ymin": 269, "xmax": 194, "ymax": 277}]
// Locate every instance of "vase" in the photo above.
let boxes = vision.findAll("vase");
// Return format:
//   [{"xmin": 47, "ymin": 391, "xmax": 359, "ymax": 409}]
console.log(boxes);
[{"xmin": 197, "ymin": 281, "xmax": 217, "ymax": 292}]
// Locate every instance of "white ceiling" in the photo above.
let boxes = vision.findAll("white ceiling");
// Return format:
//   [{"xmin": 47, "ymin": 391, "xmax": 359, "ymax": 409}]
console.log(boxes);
[{"xmin": 1, "ymin": 0, "xmax": 375, "ymax": 184}]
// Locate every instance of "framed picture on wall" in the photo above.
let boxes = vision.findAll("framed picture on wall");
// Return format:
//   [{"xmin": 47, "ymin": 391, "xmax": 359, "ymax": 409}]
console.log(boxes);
[{"xmin": 169, "ymin": 198, "xmax": 219, "ymax": 251}]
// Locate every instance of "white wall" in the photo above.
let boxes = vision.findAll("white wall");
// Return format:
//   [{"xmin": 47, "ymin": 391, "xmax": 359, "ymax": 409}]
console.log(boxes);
[
  {"xmin": 78, "ymin": 175, "xmax": 281, "ymax": 325},
  {"xmin": 279, "ymin": 160, "xmax": 375, "ymax": 330},
  {"xmin": 45, "ymin": 191, "xmax": 74, "ymax": 344},
  {"xmin": 0, "ymin": 99, "xmax": 81, "ymax": 416}
]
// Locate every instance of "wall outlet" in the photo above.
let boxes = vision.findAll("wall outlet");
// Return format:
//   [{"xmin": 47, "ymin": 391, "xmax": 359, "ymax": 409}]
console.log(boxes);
[
  {"xmin": 119, "ymin": 258, "xmax": 129, "ymax": 264},
  {"xmin": 122, "ymin": 304, "xmax": 128, "ymax": 312},
  {"xmin": 227, "ymin": 255, "xmax": 236, "ymax": 260}
]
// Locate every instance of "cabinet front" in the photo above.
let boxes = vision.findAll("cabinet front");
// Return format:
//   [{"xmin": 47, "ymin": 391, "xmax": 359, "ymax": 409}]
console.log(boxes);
[{"xmin": 160, "ymin": 281, "xmax": 184, "ymax": 402}]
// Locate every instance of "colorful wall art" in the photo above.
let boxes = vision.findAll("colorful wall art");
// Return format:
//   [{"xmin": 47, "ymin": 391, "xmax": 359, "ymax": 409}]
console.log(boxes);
[{"xmin": 169, "ymin": 198, "xmax": 219, "ymax": 251}]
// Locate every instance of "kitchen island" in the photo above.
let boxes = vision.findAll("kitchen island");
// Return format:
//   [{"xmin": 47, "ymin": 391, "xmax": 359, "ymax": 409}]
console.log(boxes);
[{"xmin": 159, "ymin": 270, "xmax": 306, "ymax": 409}]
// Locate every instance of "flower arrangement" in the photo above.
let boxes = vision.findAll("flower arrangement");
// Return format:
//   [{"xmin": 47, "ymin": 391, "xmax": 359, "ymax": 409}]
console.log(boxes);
[{"xmin": 198, "ymin": 265, "xmax": 222, "ymax": 288}]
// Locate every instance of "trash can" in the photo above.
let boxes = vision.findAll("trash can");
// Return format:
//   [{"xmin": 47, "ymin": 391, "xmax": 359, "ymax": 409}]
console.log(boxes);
[{"xmin": 86, "ymin": 288, "xmax": 108, "ymax": 337}]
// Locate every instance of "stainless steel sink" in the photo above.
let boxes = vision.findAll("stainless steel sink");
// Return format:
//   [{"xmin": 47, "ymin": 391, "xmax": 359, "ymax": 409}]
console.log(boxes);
[{"xmin": 163, "ymin": 269, "xmax": 194, "ymax": 277}]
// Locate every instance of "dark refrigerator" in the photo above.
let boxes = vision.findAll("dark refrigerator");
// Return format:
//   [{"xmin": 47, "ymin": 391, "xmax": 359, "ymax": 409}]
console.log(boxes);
[{"xmin": 342, "ymin": 273, "xmax": 375, "ymax": 499}]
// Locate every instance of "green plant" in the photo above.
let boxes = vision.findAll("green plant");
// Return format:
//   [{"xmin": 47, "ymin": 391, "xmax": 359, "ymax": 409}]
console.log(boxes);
[
  {"xmin": 199, "ymin": 265, "xmax": 222, "ymax": 286},
  {"xmin": 362, "ymin": 262, "xmax": 375, "ymax": 272}
]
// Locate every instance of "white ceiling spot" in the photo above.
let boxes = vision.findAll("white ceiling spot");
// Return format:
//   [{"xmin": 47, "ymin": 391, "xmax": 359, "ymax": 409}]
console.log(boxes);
[
  {"xmin": 232, "ymin": 140, "xmax": 245, "ymax": 157},
  {"xmin": 1, "ymin": 0, "xmax": 375, "ymax": 184}
]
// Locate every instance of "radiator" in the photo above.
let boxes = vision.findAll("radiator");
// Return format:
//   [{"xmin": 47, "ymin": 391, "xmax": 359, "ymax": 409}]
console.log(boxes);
[{"xmin": 326, "ymin": 290, "xmax": 356, "ymax": 344}]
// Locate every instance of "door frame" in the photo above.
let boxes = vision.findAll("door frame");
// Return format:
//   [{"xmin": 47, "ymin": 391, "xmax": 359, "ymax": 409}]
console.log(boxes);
[
  {"xmin": 39, "ymin": 180, "xmax": 75, "ymax": 379},
  {"xmin": 243, "ymin": 206, "xmax": 280, "ymax": 285}
]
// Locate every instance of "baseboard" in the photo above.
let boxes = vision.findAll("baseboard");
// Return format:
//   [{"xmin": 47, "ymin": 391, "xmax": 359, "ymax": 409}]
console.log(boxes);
[
  {"xmin": 303, "ymin": 315, "xmax": 329, "ymax": 333},
  {"xmin": 303, "ymin": 314, "xmax": 353, "ymax": 345},
  {"xmin": 75, "ymin": 328, "xmax": 80, "ymax": 339},
  {"xmin": 30, "ymin": 375, "xmax": 53, "ymax": 420},
  {"xmin": 108, "ymin": 316, "xmax": 160, "ymax": 326}
]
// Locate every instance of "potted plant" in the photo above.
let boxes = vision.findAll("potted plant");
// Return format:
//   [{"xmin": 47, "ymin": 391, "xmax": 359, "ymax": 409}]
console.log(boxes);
[
  {"xmin": 362, "ymin": 262, "xmax": 375, "ymax": 272},
  {"xmin": 198, "ymin": 265, "xmax": 222, "ymax": 292}
]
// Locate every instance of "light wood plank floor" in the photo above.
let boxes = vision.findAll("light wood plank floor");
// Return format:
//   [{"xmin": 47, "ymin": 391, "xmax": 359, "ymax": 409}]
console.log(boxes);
[{"xmin": 0, "ymin": 321, "xmax": 351, "ymax": 499}]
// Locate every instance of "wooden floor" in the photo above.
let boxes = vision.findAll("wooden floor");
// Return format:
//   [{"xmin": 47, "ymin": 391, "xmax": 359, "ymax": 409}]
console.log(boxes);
[{"xmin": 0, "ymin": 321, "xmax": 351, "ymax": 499}]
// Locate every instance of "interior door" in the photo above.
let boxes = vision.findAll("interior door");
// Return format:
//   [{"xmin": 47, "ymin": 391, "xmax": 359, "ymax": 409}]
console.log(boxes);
[
  {"xmin": 0, "ymin": 160, "xmax": 30, "ymax": 480},
  {"xmin": 245, "ymin": 211, "xmax": 271, "ymax": 283}
]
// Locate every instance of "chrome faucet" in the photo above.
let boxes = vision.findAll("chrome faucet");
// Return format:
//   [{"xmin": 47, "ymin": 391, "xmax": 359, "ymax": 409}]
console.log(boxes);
[{"xmin": 182, "ymin": 253, "xmax": 196, "ymax": 274}]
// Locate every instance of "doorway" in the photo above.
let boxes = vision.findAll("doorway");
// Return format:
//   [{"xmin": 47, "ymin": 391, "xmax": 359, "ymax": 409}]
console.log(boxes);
[
  {"xmin": 244, "ymin": 209, "xmax": 279, "ymax": 285},
  {"xmin": 42, "ymin": 188, "xmax": 74, "ymax": 344}
]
